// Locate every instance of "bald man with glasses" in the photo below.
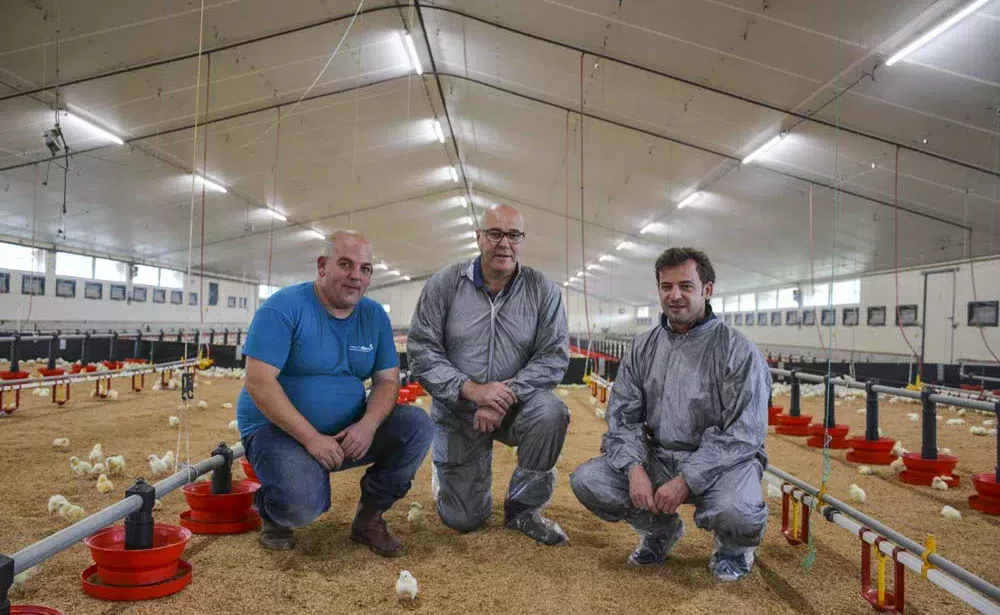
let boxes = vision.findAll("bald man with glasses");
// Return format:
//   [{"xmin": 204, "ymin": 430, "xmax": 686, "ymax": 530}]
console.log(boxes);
[{"xmin": 408, "ymin": 204, "xmax": 571, "ymax": 545}]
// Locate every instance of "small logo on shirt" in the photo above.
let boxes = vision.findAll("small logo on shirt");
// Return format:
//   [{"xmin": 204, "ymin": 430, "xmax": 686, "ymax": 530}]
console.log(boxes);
[{"xmin": 349, "ymin": 344, "xmax": 374, "ymax": 353}]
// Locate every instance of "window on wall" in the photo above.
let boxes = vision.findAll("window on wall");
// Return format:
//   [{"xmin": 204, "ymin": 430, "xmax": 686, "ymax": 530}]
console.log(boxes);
[
  {"xmin": 739, "ymin": 293, "xmax": 756, "ymax": 312},
  {"xmin": 724, "ymin": 296, "xmax": 740, "ymax": 313},
  {"xmin": 757, "ymin": 290, "xmax": 777, "ymax": 310},
  {"xmin": 259, "ymin": 284, "xmax": 280, "ymax": 299},
  {"xmin": 803, "ymin": 283, "xmax": 829, "ymax": 307},
  {"xmin": 159, "ymin": 269, "xmax": 184, "ymax": 289},
  {"xmin": 0, "ymin": 242, "xmax": 45, "ymax": 273},
  {"xmin": 134, "ymin": 264, "xmax": 159, "ymax": 286},
  {"xmin": 832, "ymin": 279, "xmax": 860, "ymax": 305},
  {"xmin": 636, "ymin": 306, "xmax": 651, "ymax": 319},
  {"xmin": 94, "ymin": 258, "xmax": 128, "ymax": 282},
  {"xmin": 55, "ymin": 252, "xmax": 94, "ymax": 278},
  {"xmin": 777, "ymin": 287, "xmax": 798, "ymax": 309}
]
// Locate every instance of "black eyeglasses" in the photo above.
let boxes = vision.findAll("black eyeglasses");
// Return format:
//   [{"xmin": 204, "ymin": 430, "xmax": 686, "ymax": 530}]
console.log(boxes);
[{"xmin": 480, "ymin": 228, "xmax": 526, "ymax": 244}]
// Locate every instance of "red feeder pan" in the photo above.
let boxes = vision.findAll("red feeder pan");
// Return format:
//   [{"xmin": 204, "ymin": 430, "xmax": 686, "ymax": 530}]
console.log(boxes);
[
  {"xmin": 37, "ymin": 368, "xmax": 65, "ymax": 377},
  {"xmin": 179, "ymin": 509, "xmax": 261, "ymax": 534},
  {"xmin": 846, "ymin": 436, "xmax": 898, "ymax": 465},
  {"xmin": 239, "ymin": 457, "xmax": 259, "ymax": 483},
  {"xmin": 405, "ymin": 383, "xmax": 425, "ymax": 397},
  {"xmin": 71, "ymin": 364, "xmax": 97, "ymax": 374},
  {"xmin": 102, "ymin": 361, "xmax": 124, "ymax": 371},
  {"xmin": 181, "ymin": 480, "xmax": 259, "ymax": 523},
  {"xmin": 11, "ymin": 606, "xmax": 66, "ymax": 614},
  {"xmin": 84, "ymin": 523, "xmax": 190, "ymax": 587},
  {"xmin": 767, "ymin": 405, "xmax": 784, "ymax": 426},
  {"xmin": 0, "ymin": 371, "xmax": 30, "ymax": 381},
  {"xmin": 775, "ymin": 414, "xmax": 813, "ymax": 436},
  {"xmin": 898, "ymin": 452, "xmax": 959, "ymax": 488},
  {"xmin": 81, "ymin": 560, "xmax": 192, "ymax": 601},
  {"xmin": 969, "ymin": 473, "xmax": 1000, "ymax": 515},
  {"xmin": 806, "ymin": 423, "xmax": 851, "ymax": 449}
]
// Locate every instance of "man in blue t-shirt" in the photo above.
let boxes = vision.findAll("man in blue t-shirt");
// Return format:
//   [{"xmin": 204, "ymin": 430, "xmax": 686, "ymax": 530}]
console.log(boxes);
[{"xmin": 237, "ymin": 230, "xmax": 433, "ymax": 556}]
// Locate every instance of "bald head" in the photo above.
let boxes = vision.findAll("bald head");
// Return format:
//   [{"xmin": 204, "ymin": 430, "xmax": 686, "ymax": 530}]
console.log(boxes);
[
  {"xmin": 480, "ymin": 204, "xmax": 524, "ymax": 231},
  {"xmin": 476, "ymin": 203, "xmax": 525, "ymax": 282},
  {"xmin": 322, "ymin": 229, "xmax": 371, "ymax": 260}
]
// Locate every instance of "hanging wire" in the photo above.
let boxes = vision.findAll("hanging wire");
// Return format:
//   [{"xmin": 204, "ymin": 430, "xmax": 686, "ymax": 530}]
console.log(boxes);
[{"xmin": 578, "ymin": 53, "xmax": 594, "ymax": 372}]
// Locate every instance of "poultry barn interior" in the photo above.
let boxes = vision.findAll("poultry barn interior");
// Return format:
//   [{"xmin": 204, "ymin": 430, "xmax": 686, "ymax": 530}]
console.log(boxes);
[{"xmin": 0, "ymin": 1, "xmax": 999, "ymax": 614}]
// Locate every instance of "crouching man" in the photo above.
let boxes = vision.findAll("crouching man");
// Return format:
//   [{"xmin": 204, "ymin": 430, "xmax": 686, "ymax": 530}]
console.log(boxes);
[
  {"xmin": 238, "ymin": 230, "xmax": 433, "ymax": 556},
  {"xmin": 570, "ymin": 247, "xmax": 769, "ymax": 580}
]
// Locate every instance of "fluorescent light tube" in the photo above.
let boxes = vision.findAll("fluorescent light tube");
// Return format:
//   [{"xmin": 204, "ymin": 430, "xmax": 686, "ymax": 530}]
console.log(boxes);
[
  {"xmin": 449, "ymin": 167, "xmax": 459, "ymax": 183},
  {"xmin": 741, "ymin": 134, "xmax": 783, "ymax": 165},
  {"xmin": 403, "ymin": 33, "xmax": 423, "ymax": 75},
  {"xmin": 191, "ymin": 174, "xmax": 227, "ymax": 194},
  {"xmin": 433, "ymin": 120, "xmax": 445, "ymax": 144},
  {"xmin": 63, "ymin": 111, "xmax": 125, "ymax": 145},
  {"xmin": 307, "ymin": 229, "xmax": 326, "ymax": 240},
  {"xmin": 264, "ymin": 208, "xmax": 287, "ymax": 221},
  {"xmin": 677, "ymin": 191, "xmax": 701, "ymax": 208},
  {"xmin": 886, "ymin": 0, "xmax": 990, "ymax": 66},
  {"xmin": 375, "ymin": 263, "xmax": 389, "ymax": 271},
  {"xmin": 598, "ymin": 254, "xmax": 611, "ymax": 262},
  {"xmin": 615, "ymin": 241, "xmax": 629, "ymax": 251},
  {"xmin": 639, "ymin": 223, "xmax": 655, "ymax": 234}
]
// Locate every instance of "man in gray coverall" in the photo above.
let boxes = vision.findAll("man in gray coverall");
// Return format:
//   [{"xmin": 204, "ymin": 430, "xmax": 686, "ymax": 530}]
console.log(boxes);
[
  {"xmin": 570, "ymin": 247, "xmax": 769, "ymax": 580},
  {"xmin": 407, "ymin": 203, "xmax": 571, "ymax": 545}
]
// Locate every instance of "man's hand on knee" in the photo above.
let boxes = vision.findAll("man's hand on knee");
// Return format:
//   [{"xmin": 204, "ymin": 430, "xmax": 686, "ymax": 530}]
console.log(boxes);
[
  {"xmin": 304, "ymin": 433, "xmax": 345, "ymax": 470},
  {"xmin": 628, "ymin": 465, "xmax": 656, "ymax": 512},
  {"xmin": 335, "ymin": 417, "xmax": 378, "ymax": 461},
  {"xmin": 462, "ymin": 381, "xmax": 517, "ymax": 415},
  {"xmin": 653, "ymin": 475, "xmax": 689, "ymax": 515},
  {"xmin": 473, "ymin": 407, "xmax": 504, "ymax": 432}
]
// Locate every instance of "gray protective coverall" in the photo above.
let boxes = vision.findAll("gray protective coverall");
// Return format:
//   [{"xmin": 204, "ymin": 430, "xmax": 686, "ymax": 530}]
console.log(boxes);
[
  {"xmin": 570, "ymin": 310, "xmax": 770, "ymax": 554},
  {"xmin": 407, "ymin": 259, "xmax": 570, "ymax": 532}
]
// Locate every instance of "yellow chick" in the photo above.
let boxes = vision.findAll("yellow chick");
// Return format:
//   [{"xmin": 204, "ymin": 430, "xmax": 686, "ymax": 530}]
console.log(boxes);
[
  {"xmin": 106, "ymin": 455, "xmax": 126, "ymax": 476},
  {"xmin": 395, "ymin": 570, "xmax": 418, "ymax": 601},
  {"xmin": 228, "ymin": 420, "xmax": 239, "ymax": 433},
  {"xmin": 88, "ymin": 444, "xmax": 104, "ymax": 465},
  {"xmin": 51, "ymin": 437, "xmax": 70, "ymax": 449},
  {"xmin": 407, "ymin": 501, "xmax": 423, "ymax": 525},
  {"xmin": 96, "ymin": 474, "xmax": 115, "ymax": 494},
  {"xmin": 848, "ymin": 484, "xmax": 866, "ymax": 504},
  {"xmin": 196, "ymin": 400, "xmax": 208, "ymax": 409},
  {"xmin": 59, "ymin": 503, "xmax": 86, "ymax": 523},
  {"xmin": 148, "ymin": 454, "xmax": 168, "ymax": 476},
  {"xmin": 70, "ymin": 457, "xmax": 93, "ymax": 478},
  {"xmin": 48, "ymin": 494, "xmax": 69, "ymax": 514},
  {"xmin": 221, "ymin": 402, "xmax": 233, "ymax": 409}
]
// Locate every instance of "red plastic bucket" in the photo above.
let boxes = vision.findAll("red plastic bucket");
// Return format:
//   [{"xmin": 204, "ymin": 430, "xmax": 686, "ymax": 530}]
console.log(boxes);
[
  {"xmin": 182, "ymin": 480, "xmax": 259, "ymax": 523},
  {"xmin": 84, "ymin": 523, "xmax": 190, "ymax": 587}
]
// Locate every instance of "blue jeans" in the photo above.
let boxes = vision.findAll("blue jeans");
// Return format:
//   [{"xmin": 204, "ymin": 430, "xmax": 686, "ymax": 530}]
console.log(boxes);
[{"xmin": 242, "ymin": 404, "xmax": 434, "ymax": 529}]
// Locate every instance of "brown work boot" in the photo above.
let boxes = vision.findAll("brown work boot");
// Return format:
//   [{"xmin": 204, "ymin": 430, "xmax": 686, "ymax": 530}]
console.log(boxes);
[
  {"xmin": 350, "ymin": 502, "xmax": 404, "ymax": 558},
  {"xmin": 259, "ymin": 518, "xmax": 295, "ymax": 551}
]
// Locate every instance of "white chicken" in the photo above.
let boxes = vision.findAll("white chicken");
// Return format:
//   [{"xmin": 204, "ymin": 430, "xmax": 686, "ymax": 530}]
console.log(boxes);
[
  {"xmin": 96, "ymin": 474, "xmax": 115, "ymax": 494},
  {"xmin": 196, "ymin": 400, "xmax": 208, "ymax": 409},
  {"xmin": 970, "ymin": 426, "xmax": 988, "ymax": 436},
  {"xmin": 88, "ymin": 462, "xmax": 106, "ymax": 478},
  {"xmin": 407, "ymin": 501, "xmax": 423, "ymax": 525},
  {"xmin": 70, "ymin": 457, "xmax": 93, "ymax": 478},
  {"xmin": 59, "ymin": 502, "xmax": 86, "ymax": 523},
  {"xmin": 221, "ymin": 402, "xmax": 233, "ymax": 409},
  {"xmin": 168, "ymin": 415, "xmax": 180, "ymax": 428},
  {"xmin": 88, "ymin": 444, "xmax": 104, "ymax": 465},
  {"xmin": 557, "ymin": 388, "xmax": 569, "ymax": 397},
  {"xmin": 148, "ymin": 454, "xmax": 168, "ymax": 476},
  {"xmin": 956, "ymin": 409, "xmax": 966, "ymax": 417},
  {"xmin": 857, "ymin": 465, "xmax": 874, "ymax": 476},
  {"xmin": 107, "ymin": 389, "xmax": 119, "ymax": 400},
  {"xmin": 415, "ymin": 398, "xmax": 424, "ymax": 407},
  {"xmin": 48, "ymin": 494, "xmax": 69, "ymax": 514},
  {"xmin": 11, "ymin": 564, "xmax": 40, "ymax": 593},
  {"xmin": 890, "ymin": 458, "xmax": 905, "ymax": 473},
  {"xmin": 855, "ymin": 407, "xmax": 866, "ymax": 415},
  {"xmin": 946, "ymin": 418, "xmax": 966, "ymax": 426},
  {"xmin": 939, "ymin": 447, "xmax": 952, "ymax": 456},
  {"xmin": 931, "ymin": 476, "xmax": 949, "ymax": 491},
  {"xmin": 162, "ymin": 450, "xmax": 175, "ymax": 469},
  {"xmin": 589, "ymin": 396, "xmax": 599, "ymax": 406},
  {"xmin": 891, "ymin": 441, "xmax": 908, "ymax": 457},
  {"xmin": 940, "ymin": 505, "xmax": 962, "ymax": 520},
  {"xmin": 848, "ymin": 484, "xmax": 866, "ymax": 504},
  {"xmin": 907, "ymin": 413, "xmax": 919, "ymax": 422},
  {"xmin": 395, "ymin": 570, "xmax": 418, "ymax": 601},
  {"xmin": 51, "ymin": 437, "xmax": 70, "ymax": 449},
  {"xmin": 766, "ymin": 483, "xmax": 782, "ymax": 500},
  {"xmin": 152, "ymin": 382, "xmax": 162, "ymax": 391},
  {"xmin": 106, "ymin": 455, "xmax": 125, "ymax": 476},
  {"xmin": 983, "ymin": 419, "xmax": 996, "ymax": 428},
  {"xmin": 595, "ymin": 408, "xmax": 606, "ymax": 420}
]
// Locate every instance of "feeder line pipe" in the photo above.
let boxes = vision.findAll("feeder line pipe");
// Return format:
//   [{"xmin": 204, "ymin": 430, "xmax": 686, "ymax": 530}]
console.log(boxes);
[
  {"xmin": 10, "ymin": 444, "xmax": 245, "ymax": 575},
  {"xmin": 764, "ymin": 474, "xmax": 999, "ymax": 614},
  {"xmin": 771, "ymin": 368, "xmax": 998, "ymax": 413},
  {"xmin": 0, "ymin": 359, "xmax": 198, "ymax": 389},
  {"xmin": 765, "ymin": 465, "xmax": 1000, "ymax": 602}
]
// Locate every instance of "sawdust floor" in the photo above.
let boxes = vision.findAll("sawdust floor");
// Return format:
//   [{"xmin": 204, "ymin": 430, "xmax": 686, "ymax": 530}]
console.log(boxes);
[{"xmin": 1, "ymin": 378, "xmax": 997, "ymax": 615}]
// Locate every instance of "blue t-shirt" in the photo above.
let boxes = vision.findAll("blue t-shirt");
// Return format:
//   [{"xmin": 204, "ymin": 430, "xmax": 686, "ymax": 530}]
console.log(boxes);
[{"xmin": 236, "ymin": 282, "xmax": 398, "ymax": 438}]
